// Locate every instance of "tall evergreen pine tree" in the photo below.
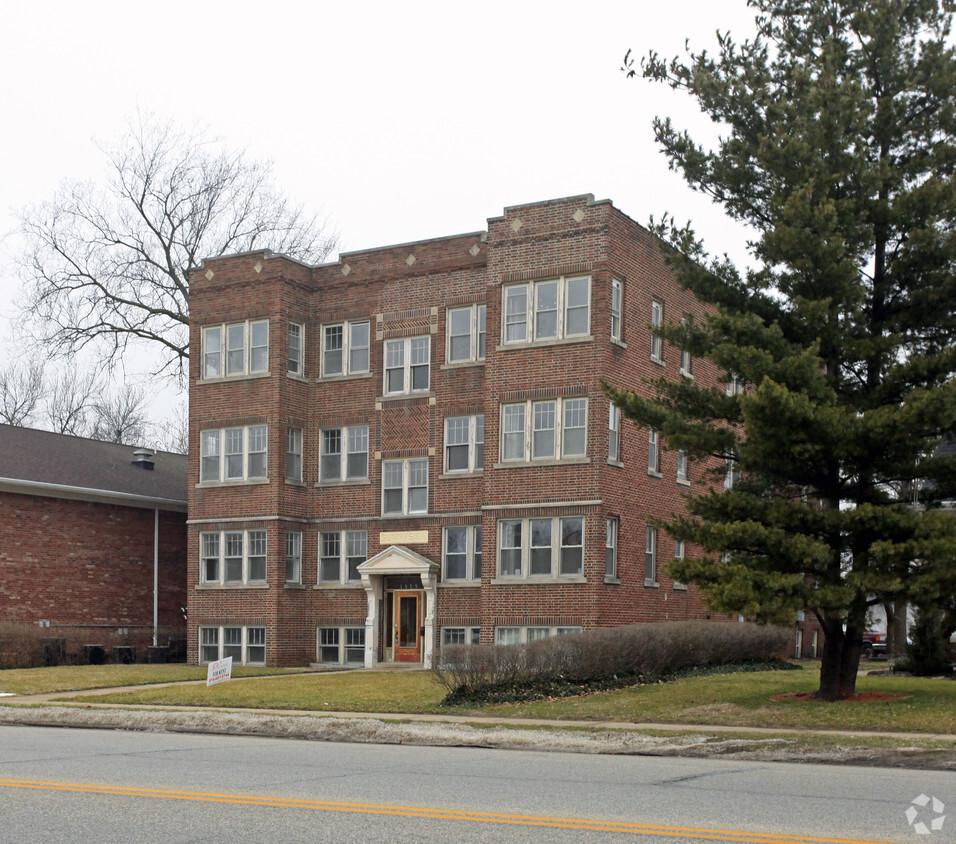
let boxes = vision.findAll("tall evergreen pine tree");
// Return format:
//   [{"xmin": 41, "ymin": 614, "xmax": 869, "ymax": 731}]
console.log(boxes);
[{"xmin": 614, "ymin": 0, "xmax": 956, "ymax": 700}]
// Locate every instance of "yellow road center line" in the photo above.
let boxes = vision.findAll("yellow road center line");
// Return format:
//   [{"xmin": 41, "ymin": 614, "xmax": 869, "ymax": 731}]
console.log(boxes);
[{"xmin": 0, "ymin": 778, "xmax": 892, "ymax": 844}]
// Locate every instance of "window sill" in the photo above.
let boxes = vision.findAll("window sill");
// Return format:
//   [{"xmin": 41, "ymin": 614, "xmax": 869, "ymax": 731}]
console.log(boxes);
[
  {"xmin": 285, "ymin": 479, "xmax": 307, "ymax": 487},
  {"xmin": 644, "ymin": 579, "xmax": 660, "ymax": 588},
  {"xmin": 490, "ymin": 575, "xmax": 587, "ymax": 585},
  {"xmin": 439, "ymin": 470, "xmax": 483, "ymax": 480},
  {"xmin": 673, "ymin": 584, "xmax": 688, "ymax": 591},
  {"xmin": 198, "ymin": 371, "xmax": 271, "ymax": 385},
  {"xmin": 496, "ymin": 335, "xmax": 593, "ymax": 352},
  {"xmin": 494, "ymin": 457, "xmax": 591, "ymax": 469},
  {"xmin": 196, "ymin": 478, "xmax": 270, "ymax": 489},
  {"xmin": 287, "ymin": 372, "xmax": 308, "ymax": 382},
  {"xmin": 381, "ymin": 512, "xmax": 429, "ymax": 519},
  {"xmin": 676, "ymin": 478, "xmax": 691, "ymax": 487},
  {"xmin": 606, "ymin": 458, "xmax": 624, "ymax": 468},
  {"xmin": 440, "ymin": 360, "xmax": 485, "ymax": 370},
  {"xmin": 679, "ymin": 369, "xmax": 694, "ymax": 380},
  {"xmin": 316, "ymin": 371, "xmax": 372, "ymax": 383},
  {"xmin": 438, "ymin": 580, "xmax": 481, "ymax": 588},
  {"xmin": 313, "ymin": 582, "xmax": 364, "ymax": 590},
  {"xmin": 284, "ymin": 582, "xmax": 305, "ymax": 589},
  {"xmin": 378, "ymin": 391, "xmax": 434, "ymax": 402},
  {"xmin": 315, "ymin": 478, "xmax": 371, "ymax": 487},
  {"xmin": 196, "ymin": 583, "xmax": 269, "ymax": 590},
  {"xmin": 646, "ymin": 470, "xmax": 663, "ymax": 480},
  {"xmin": 604, "ymin": 575, "xmax": 621, "ymax": 585},
  {"xmin": 650, "ymin": 356, "xmax": 665, "ymax": 367},
  {"xmin": 610, "ymin": 338, "xmax": 627, "ymax": 349}
]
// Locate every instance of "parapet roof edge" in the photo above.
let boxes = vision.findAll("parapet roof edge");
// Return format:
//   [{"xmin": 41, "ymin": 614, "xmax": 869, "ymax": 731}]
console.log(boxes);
[
  {"xmin": 486, "ymin": 193, "xmax": 612, "ymax": 223},
  {"xmin": 337, "ymin": 229, "xmax": 487, "ymax": 261}
]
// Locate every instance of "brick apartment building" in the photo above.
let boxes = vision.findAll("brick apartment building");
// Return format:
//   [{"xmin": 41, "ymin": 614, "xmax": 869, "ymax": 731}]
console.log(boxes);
[
  {"xmin": 0, "ymin": 425, "xmax": 188, "ymax": 649},
  {"xmin": 187, "ymin": 194, "xmax": 723, "ymax": 668}
]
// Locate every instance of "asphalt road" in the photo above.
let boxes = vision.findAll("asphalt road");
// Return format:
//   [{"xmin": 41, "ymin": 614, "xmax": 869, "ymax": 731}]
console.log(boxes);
[{"xmin": 1, "ymin": 725, "xmax": 953, "ymax": 843}]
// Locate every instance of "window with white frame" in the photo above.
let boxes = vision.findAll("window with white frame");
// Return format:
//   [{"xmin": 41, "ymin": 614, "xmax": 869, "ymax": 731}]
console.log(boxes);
[
  {"xmin": 676, "ymin": 449, "xmax": 689, "ymax": 483},
  {"xmin": 502, "ymin": 276, "xmax": 590, "ymax": 344},
  {"xmin": 286, "ymin": 531, "xmax": 302, "ymax": 584},
  {"xmin": 444, "ymin": 415, "xmax": 484, "ymax": 473},
  {"xmin": 673, "ymin": 539, "xmax": 687, "ymax": 589},
  {"xmin": 726, "ymin": 374, "xmax": 744, "ymax": 396},
  {"xmin": 200, "ymin": 530, "xmax": 267, "ymax": 585},
  {"xmin": 447, "ymin": 304, "xmax": 486, "ymax": 363},
  {"xmin": 319, "ymin": 530, "xmax": 367, "ymax": 584},
  {"xmin": 200, "ymin": 425, "xmax": 268, "ymax": 483},
  {"xmin": 610, "ymin": 278, "xmax": 623, "ymax": 342},
  {"xmin": 608, "ymin": 401, "xmax": 621, "ymax": 462},
  {"xmin": 441, "ymin": 627, "xmax": 480, "ymax": 646},
  {"xmin": 202, "ymin": 320, "xmax": 269, "ymax": 379},
  {"xmin": 321, "ymin": 321, "xmax": 370, "ymax": 377},
  {"xmin": 317, "ymin": 626, "xmax": 365, "ymax": 664},
  {"xmin": 645, "ymin": 525, "xmax": 658, "ymax": 585},
  {"xmin": 200, "ymin": 625, "xmax": 266, "ymax": 664},
  {"xmin": 384, "ymin": 336, "xmax": 430, "ymax": 394},
  {"xmin": 497, "ymin": 516, "xmax": 584, "ymax": 578},
  {"xmin": 724, "ymin": 454, "xmax": 741, "ymax": 489},
  {"xmin": 606, "ymin": 517, "xmax": 618, "ymax": 579},
  {"xmin": 495, "ymin": 625, "xmax": 582, "ymax": 644},
  {"xmin": 287, "ymin": 427, "xmax": 303, "ymax": 482},
  {"xmin": 320, "ymin": 425, "xmax": 369, "ymax": 481},
  {"xmin": 650, "ymin": 300, "xmax": 664, "ymax": 362},
  {"xmin": 288, "ymin": 322, "xmax": 304, "ymax": 376},
  {"xmin": 443, "ymin": 525, "xmax": 482, "ymax": 581},
  {"xmin": 648, "ymin": 428, "xmax": 660, "ymax": 475},
  {"xmin": 382, "ymin": 458, "xmax": 428, "ymax": 515},
  {"xmin": 500, "ymin": 398, "xmax": 587, "ymax": 462},
  {"xmin": 679, "ymin": 316, "xmax": 693, "ymax": 376}
]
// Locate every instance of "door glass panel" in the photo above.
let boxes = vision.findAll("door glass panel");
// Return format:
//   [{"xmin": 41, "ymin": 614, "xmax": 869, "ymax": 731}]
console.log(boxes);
[{"xmin": 399, "ymin": 596, "xmax": 418, "ymax": 648}]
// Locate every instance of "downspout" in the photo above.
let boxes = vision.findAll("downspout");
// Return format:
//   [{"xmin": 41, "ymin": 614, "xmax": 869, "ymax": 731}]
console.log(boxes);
[{"xmin": 153, "ymin": 507, "xmax": 159, "ymax": 648}]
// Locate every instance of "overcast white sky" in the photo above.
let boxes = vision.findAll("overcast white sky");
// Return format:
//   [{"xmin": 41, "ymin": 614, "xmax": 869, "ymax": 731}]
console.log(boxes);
[{"xmin": 0, "ymin": 0, "xmax": 759, "ymax": 422}]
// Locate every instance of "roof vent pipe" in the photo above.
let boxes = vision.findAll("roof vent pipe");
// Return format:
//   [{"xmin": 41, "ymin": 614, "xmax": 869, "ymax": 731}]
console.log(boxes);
[{"xmin": 132, "ymin": 448, "xmax": 156, "ymax": 470}]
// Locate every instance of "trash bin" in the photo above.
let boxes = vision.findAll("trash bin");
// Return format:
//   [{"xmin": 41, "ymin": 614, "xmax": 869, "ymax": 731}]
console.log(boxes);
[
  {"xmin": 83, "ymin": 644, "xmax": 106, "ymax": 665},
  {"xmin": 112, "ymin": 645, "xmax": 136, "ymax": 664},
  {"xmin": 146, "ymin": 646, "xmax": 168, "ymax": 664}
]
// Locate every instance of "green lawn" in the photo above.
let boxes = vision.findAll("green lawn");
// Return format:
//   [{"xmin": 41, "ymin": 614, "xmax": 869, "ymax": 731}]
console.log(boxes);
[{"xmin": 11, "ymin": 662, "xmax": 954, "ymax": 735}]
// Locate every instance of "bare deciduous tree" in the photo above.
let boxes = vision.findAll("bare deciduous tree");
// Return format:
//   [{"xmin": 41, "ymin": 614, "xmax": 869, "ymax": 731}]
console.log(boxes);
[
  {"xmin": 90, "ymin": 385, "xmax": 152, "ymax": 445},
  {"xmin": 16, "ymin": 113, "xmax": 338, "ymax": 383},
  {"xmin": 0, "ymin": 361, "xmax": 45, "ymax": 426},
  {"xmin": 156, "ymin": 400, "xmax": 189, "ymax": 455},
  {"xmin": 43, "ymin": 368, "xmax": 99, "ymax": 436}
]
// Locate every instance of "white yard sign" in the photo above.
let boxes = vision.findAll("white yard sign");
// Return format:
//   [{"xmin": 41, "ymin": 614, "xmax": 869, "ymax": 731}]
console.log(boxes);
[{"xmin": 206, "ymin": 656, "xmax": 233, "ymax": 686}]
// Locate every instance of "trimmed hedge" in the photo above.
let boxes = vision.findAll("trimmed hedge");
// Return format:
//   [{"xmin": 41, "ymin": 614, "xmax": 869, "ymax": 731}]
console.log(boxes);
[{"xmin": 432, "ymin": 621, "xmax": 792, "ymax": 705}]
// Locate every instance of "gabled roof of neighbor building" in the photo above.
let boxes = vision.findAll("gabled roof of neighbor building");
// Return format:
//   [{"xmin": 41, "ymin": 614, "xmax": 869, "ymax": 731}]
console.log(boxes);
[{"xmin": 0, "ymin": 424, "xmax": 187, "ymax": 511}]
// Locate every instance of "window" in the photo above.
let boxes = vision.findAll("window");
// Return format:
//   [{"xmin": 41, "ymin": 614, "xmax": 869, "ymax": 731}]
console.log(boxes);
[
  {"xmin": 200, "ymin": 530, "xmax": 267, "ymax": 585},
  {"xmin": 382, "ymin": 458, "xmax": 428, "ymax": 515},
  {"xmin": 200, "ymin": 426, "xmax": 268, "ymax": 483},
  {"xmin": 502, "ymin": 276, "xmax": 590, "ymax": 343},
  {"xmin": 200, "ymin": 626, "xmax": 265, "ymax": 665},
  {"xmin": 322, "ymin": 321, "xmax": 370, "ymax": 377},
  {"xmin": 726, "ymin": 374, "xmax": 744, "ymax": 396},
  {"xmin": 606, "ymin": 517, "xmax": 618, "ymax": 579},
  {"xmin": 676, "ymin": 449, "xmax": 688, "ymax": 483},
  {"xmin": 287, "ymin": 428, "xmax": 303, "ymax": 482},
  {"xmin": 201, "ymin": 320, "xmax": 269, "ymax": 379},
  {"xmin": 441, "ymin": 627, "xmax": 480, "ymax": 646},
  {"xmin": 679, "ymin": 316, "xmax": 693, "ymax": 376},
  {"xmin": 447, "ymin": 304, "xmax": 486, "ymax": 363},
  {"xmin": 645, "ymin": 526, "xmax": 658, "ymax": 585},
  {"xmin": 500, "ymin": 398, "xmax": 588, "ymax": 462},
  {"xmin": 286, "ymin": 532, "xmax": 302, "ymax": 584},
  {"xmin": 673, "ymin": 539, "xmax": 687, "ymax": 589},
  {"xmin": 320, "ymin": 425, "xmax": 369, "ymax": 481},
  {"xmin": 384, "ymin": 336, "xmax": 430, "ymax": 394},
  {"xmin": 288, "ymin": 323, "xmax": 304, "ymax": 376},
  {"xmin": 317, "ymin": 626, "xmax": 365, "ymax": 664},
  {"xmin": 497, "ymin": 517, "xmax": 584, "ymax": 578},
  {"xmin": 724, "ymin": 454, "xmax": 741, "ymax": 489},
  {"xmin": 648, "ymin": 428, "xmax": 660, "ymax": 475},
  {"xmin": 608, "ymin": 402, "xmax": 621, "ymax": 462},
  {"xmin": 610, "ymin": 278, "xmax": 623, "ymax": 342},
  {"xmin": 319, "ymin": 530, "xmax": 367, "ymax": 584},
  {"xmin": 443, "ymin": 525, "xmax": 482, "ymax": 581},
  {"xmin": 650, "ymin": 300, "xmax": 663, "ymax": 362},
  {"xmin": 495, "ymin": 625, "xmax": 581, "ymax": 644},
  {"xmin": 444, "ymin": 415, "xmax": 484, "ymax": 473}
]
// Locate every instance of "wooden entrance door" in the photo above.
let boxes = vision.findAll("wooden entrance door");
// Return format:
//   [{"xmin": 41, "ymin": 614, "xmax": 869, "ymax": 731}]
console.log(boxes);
[{"xmin": 393, "ymin": 591, "xmax": 422, "ymax": 662}]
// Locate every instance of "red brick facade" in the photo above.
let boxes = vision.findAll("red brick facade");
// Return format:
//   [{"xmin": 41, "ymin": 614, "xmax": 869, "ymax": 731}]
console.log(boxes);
[{"xmin": 187, "ymin": 195, "xmax": 723, "ymax": 667}]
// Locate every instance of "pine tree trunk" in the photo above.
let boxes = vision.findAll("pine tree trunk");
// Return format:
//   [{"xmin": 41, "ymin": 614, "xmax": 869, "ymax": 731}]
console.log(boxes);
[{"xmin": 817, "ymin": 618, "xmax": 862, "ymax": 700}]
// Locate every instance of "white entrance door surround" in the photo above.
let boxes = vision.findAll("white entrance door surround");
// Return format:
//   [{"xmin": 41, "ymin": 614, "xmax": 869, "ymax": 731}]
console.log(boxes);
[{"xmin": 356, "ymin": 545, "xmax": 439, "ymax": 668}]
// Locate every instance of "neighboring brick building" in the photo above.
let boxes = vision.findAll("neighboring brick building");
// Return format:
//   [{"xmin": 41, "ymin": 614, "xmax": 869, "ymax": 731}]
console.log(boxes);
[
  {"xmin": 0, "ymin": 425, "xmax": 188, "ymax": 648},
  {"xmin": 188, "ymin": 194, "xmax": 725, "ymax": 668}
]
